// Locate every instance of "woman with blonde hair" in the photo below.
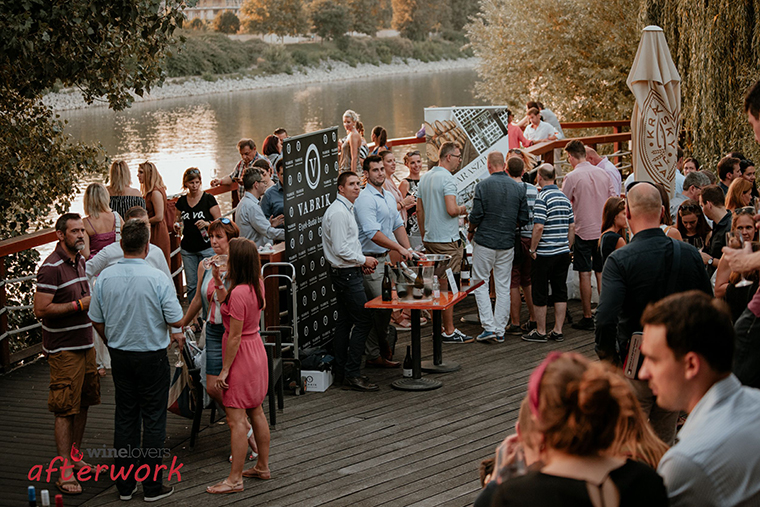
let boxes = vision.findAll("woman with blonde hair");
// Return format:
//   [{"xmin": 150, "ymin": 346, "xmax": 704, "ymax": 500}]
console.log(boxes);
[
  {"xmin": 725, "ymin": 177, "xmax": 753, "ymax": 210},
  {"xmin": 107, "ymin": 160, "xmax": 145, "ymax": 220},
  {"xmin": 138, "ymin": 161, "xmax": 171, "ymax": 265},
  {"xmin": 339, "ymin": 110, "xmax": 364, "ymax": 174},
  {"xmin": 82, "ymin": 183, "xmax": 122, "ymax": 260}
]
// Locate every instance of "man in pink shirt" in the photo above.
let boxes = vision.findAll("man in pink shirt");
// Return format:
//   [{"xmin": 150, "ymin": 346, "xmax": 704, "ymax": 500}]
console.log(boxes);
[
  {"xmin": 506, "ymin": 109, "xmax": 532, "ymax": 150},
  {"xmin": 561, "ymin": 140, "xmax": 617, "ymax": 330}
]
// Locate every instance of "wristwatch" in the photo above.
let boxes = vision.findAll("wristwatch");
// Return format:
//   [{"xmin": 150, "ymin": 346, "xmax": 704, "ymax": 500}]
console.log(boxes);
[
  {"xmin": 707, "ymin": 257, "xmax": 714, "ymax": 266},
  {"xmin": 528, "ymin": 249, "xmax": 535, "ymax": 255}
]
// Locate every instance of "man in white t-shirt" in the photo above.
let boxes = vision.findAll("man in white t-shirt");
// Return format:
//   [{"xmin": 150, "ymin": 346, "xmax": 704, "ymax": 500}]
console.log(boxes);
[{"xmin": 523, "ymin": 108, "xmax": 558, "ymax": 144}]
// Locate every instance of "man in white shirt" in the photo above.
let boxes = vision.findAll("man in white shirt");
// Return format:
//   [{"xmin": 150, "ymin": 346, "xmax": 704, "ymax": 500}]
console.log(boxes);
[
  {"xmin": 322, "ymin": 171, "xmax": 380, "ymax": 391},
  {"xmin": 668, "ymin": 171, "xmax": 710, "ymax": 222},
  {"xmin": 235, "ymin": 168, "xmax": 285, "ymax": 247},
  {"xmin": 639, "ymin": 291, "xmax": 760, "ymax": 507},
  {"xmin": 523, "ymin": 107, "xmax": 558, "ymax": 144},
  {"xmin": 585, "ymin": 146, "xmax": 622, "ymax": 196}
]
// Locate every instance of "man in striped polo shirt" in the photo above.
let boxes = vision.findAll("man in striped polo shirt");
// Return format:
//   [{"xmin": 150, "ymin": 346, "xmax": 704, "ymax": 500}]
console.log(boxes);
[
  {"xmin": 523, "ymin": 164, "xmax": 575, "ymax": 343},
  {"xmin": 34, "ymin": 213, "xmax": 100, "ymax": 495}
]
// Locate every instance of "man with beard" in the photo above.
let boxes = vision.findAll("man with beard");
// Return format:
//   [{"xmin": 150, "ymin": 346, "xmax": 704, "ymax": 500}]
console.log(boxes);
[{"xmin": 34, "ymin": 213, "xmax": 101, "ymax": 495}]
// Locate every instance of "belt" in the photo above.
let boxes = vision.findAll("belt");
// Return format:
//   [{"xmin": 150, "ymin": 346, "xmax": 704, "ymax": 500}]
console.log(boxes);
[
  {"xmin": 362, "ymin": 251, "xmax": 389, "ymax": 258},
  {"xmin": 329, "ymin": 265, "xmax": 362, "ymax": 272}
]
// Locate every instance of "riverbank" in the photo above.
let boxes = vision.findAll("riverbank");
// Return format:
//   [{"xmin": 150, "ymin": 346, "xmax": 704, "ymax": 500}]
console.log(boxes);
[{"xmin": 44, "ymin": 57, "xmax": 478, "ymax": 111}]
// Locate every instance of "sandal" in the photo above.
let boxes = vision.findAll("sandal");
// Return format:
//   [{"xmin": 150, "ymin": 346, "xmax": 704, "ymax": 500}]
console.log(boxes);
[
  {"xmin": 391, "ymin": 317, "xmax": 412, "ymax": 330},
  {"xmin": 206, "ymin": 478, "xmax": 243, "ymax": 494},
  {"xmin": 242, "ymin": 467, "xmax": 271, "ymax": 480},
  {"xmin": 56, "ymin": 478, "xmax": 82, "ymax": 495}
]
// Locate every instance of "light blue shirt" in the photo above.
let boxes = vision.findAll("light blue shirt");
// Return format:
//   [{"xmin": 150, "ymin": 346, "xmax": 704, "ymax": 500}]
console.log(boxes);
[
  {"xmin": 658, "ymin": 374, "xmax": 760, "ymax": 507},
  {"xmin": 354, "ymin": 183, "xmax": 404, "ymax": 254},
  {"xmin": 236, "ymin": 191, "xmax": 285, "ymax": 247},
  {"xmin": 89, "ymin": 258, "xmax": 184, "ymax": 352},
  {"xmin": 417, "ymin": 166, "xmax": 459, "ymax": 243}
]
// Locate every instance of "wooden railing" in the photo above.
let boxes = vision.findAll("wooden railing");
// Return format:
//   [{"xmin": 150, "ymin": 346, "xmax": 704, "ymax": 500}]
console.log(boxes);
[{"xmin": 0, "ymin": 120, "xmax": 630, "ymax": 371}]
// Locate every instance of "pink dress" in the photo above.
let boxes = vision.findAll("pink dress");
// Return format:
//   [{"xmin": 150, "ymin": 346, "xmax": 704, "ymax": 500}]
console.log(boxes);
[{"xmin": 221, "ymin": 283, "xmax": 268, "ymax": 409}]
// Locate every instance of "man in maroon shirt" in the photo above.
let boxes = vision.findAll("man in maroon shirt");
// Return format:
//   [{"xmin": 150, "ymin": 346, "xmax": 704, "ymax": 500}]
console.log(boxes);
[{"xmin": 34, "ymin": 213, "xmax": 100, "ymax": 495}]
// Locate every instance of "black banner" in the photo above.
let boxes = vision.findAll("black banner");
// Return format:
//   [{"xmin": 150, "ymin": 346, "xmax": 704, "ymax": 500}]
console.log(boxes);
[{"xmin": 282, "ymin": 127, "xmax": 340, "ymax": 349}]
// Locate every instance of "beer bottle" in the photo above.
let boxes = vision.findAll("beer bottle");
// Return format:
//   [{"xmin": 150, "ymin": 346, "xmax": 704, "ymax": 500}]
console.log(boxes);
[
  {"xmin": 381, "ymin": 263, "xmax": 393, "ymax": 302},
  {"xmin": 413, "ymin": 267, "xmax": 424, "ymax": 299}
]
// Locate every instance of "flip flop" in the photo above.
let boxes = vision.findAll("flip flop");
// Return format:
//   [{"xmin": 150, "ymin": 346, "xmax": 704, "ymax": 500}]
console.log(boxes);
[
  {"xmin": 206, "ymin": 478, "xmax": 244, "ymax": 494},
  {"xmin": 242, "ymin": 467, "xmax": 271, "ymax": 480},
  {"xmin": 56, "ymin": 478, "xmax": 82, "ymax": 495}
]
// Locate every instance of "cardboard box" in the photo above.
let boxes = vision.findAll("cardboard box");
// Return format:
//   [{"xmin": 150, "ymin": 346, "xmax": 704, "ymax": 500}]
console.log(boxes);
[{"xmin": 302, "ymin": 370, "xmax": 332, "ymax": 392}]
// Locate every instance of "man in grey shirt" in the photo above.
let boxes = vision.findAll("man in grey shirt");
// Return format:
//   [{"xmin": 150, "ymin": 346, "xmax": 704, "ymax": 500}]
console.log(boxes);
[
  {"xmin": 639, "ymin": 291, "xmax": 760, "ymax": 507},
  {"xmin": 467, "ymin": 152, "xmax": 528, "ymax": 342},
  {"xmin": 235, "ymin": 168, "xmax": 285, "ymax": 247}
]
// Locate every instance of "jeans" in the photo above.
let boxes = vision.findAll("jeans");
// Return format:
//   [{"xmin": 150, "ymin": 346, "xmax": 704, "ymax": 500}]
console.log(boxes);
[
  {"xmin": 330, "ymin": 266, "xmax": 374, "ymax": 378},
  {"xmin": 181, "ymin": 247, "xmax": 214, "ymax": 303},
  {"xmin": 471, "ymin": 241, "xmax": 514, "ymax": 335},
  {"xmin": 109, "ymin": 347, "xmax": 170, "ymax": 497},
  {"xmin": 363, "ymin": 253, "xmax": 393, "ymax": 360}
]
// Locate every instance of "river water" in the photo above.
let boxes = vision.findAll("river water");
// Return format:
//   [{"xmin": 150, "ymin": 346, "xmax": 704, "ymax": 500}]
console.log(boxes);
[{"xmin": 60, "ymin": 66, "xmax": 484, "ymax": 213}]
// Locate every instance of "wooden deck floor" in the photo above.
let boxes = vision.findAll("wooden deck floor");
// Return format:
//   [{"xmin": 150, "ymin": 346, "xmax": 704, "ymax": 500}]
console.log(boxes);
[{"xmin": 0, "ymin": 297, "xmax": 596, "ymax": 506}]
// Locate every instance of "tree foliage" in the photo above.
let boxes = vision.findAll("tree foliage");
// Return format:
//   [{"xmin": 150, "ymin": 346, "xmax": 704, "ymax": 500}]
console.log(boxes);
[
  {"xmin": 392, "ymin": 0, "xmax": 436, "ymax": 40},
  {"xmin": 309, "ymin": 0, "xmax": 350, "ymax": 41},
  {"xmin": 346, "ymin": 0, "xmax": 378, "ymax": 36},
  {"xmin": 642, "ymin": 0, "xmax": 760, "ymax": 167},
  {"xmin": 241, "ymin": 0, "xmax": 308, "ymax": 38},
  {"xmin": 466, "ymin": 0, "xmax": 639, "ymax": 121},
  {"xmin": 213, "ymin": 11, "xmax": 241, "ymax": 34}
]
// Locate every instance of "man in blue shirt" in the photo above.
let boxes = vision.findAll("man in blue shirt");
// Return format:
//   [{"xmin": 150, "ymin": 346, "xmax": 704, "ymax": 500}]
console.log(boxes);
[
  {"xmin": 89, "ymin": 219, "xmax": 184, "ymax": 502},
  {"xmin": 260, "ymin": 159, "xmax": 285, "ymax": 228},
  {"xmin": 355, "ymin": 155, "xmax": 412, "ymax": 367}
]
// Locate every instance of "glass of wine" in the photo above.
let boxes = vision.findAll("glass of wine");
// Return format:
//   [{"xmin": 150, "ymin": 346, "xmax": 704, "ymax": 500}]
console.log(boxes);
[{"xmin": 726, "ymin": 231, "xmax": 753, "ymax": 287}]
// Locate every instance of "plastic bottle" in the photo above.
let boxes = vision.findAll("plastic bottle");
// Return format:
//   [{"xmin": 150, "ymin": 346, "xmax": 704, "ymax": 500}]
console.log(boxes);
[{"xmin": 432, "ymin": 275, "xmax": 440, "ymax": 301}]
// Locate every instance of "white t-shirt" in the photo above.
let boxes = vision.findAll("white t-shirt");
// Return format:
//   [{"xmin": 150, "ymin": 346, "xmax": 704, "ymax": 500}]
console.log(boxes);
[{"xmin": 524, "ymin": 121, "xmax": 557, "ymax": 142}]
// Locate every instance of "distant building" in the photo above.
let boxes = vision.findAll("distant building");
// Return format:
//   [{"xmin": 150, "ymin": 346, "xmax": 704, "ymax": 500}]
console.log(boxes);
[{"xmin": 184, "ymin": 0, "xmax": 242, "ymax": 21}]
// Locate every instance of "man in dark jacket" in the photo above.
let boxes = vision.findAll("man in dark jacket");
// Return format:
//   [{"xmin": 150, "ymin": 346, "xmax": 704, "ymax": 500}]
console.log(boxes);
[{"xmin": 595, "ymin": 181, "xmax": 712, "ymax": 445}]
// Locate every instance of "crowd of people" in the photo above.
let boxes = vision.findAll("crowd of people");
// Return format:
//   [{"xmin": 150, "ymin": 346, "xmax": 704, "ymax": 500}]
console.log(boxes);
[{"xmin": 32, "ymin": 78, "xmax": 760, "ymax": 505}]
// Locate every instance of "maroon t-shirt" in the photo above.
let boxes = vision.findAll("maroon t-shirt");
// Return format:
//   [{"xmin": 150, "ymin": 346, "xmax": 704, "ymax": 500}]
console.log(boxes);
[{"xmin": 36, "ymin": 242, "xmax": 93, "ymax": 354}]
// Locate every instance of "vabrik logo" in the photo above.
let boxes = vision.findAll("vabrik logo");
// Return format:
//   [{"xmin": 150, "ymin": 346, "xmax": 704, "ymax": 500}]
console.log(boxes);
[{"xmin": 305, "ymin": 143, "xmax": 320, "ymax": 190}]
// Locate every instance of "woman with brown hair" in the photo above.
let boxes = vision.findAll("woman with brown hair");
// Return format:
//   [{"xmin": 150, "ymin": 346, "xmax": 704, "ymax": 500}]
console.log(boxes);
[
  {"xmin": 370, "ymin": 125, "xmax": 389, "ymax": 155},
  {"xmin": 137, "ymin": 161, "xmax": 171, "ymax": 266},
  {"xmin": 261, "ymin": 134, "xmax": 281, "ymax": 167},
  {"xmin": 207, "ymin": 238, "xmax": 271, "ymax": 494},
  {"xmin": 714, "ymin": 208, "xmax": 759, "ymax": 320},
  {"xmin": 399, "ymin": 150, "xmax": 422, "ymax": 240},
  {"xmin": 676, "ymin": 200, "xmax": 712, "ymax": 249},
  {"xmin": 598, "ymin": 197, "xmax": 626, "ymax": 267},
  {"xmin": 725, "ymin": 177, "xmax": 753, "ymax": 210},
  {"xmin": 491, "ymin": 353, "xmax": 669, "ymax": 507},
  {"xmin": 107, "ymin": 160, "xmax": 145, "ymax": 220},
  {"xmin": 653, "ymin": 183, "xmax": 682, "ymax": 241}
]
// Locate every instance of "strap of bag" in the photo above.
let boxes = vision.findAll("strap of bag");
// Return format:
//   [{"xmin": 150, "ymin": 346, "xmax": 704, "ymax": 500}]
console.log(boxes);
[{"xmin": 666, "ymin": 238, "xmax": 681, "ymax": 295}]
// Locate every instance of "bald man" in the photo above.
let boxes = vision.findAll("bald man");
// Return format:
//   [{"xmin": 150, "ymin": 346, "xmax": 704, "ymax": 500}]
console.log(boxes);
[{"xmin": 595, "ymin": 182, "xmax": 712, "ymax": 444}]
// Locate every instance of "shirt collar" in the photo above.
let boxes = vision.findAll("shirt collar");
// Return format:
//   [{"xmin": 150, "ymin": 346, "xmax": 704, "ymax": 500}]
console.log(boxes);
[
  {"xmin": 336, "ymin": 194, "xmax": 354, "ymax": 211},
  {"xmin": 244, "ymin": 191, "xmax": 259, "ymax": 203},
  {"xmin": 629, "ymin": 227, "xmax": 666, "ymax": 242},
  {"xmin": 55, "ymin": 241, "xmax": 81, "ymax": 266},
  {"xmin": 118, "ymin": 258, "xmax": 149, "ymax": 265},
  {"xmin": 677, "ymin": 374, "xmax": 740, "ymax": 441},
  {"xmin": 366, "ymin": 184, "xmax": 385, "ymax": 197},
  {"xmin": 541, "ymin": 184, "xmax": 559, "ymax": 190}
]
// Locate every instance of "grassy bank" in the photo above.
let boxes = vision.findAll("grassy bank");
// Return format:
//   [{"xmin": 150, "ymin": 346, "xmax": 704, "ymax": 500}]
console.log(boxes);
[{"xmin": 164, "ymin": 30, "xmax": 472, "ymax": 79}]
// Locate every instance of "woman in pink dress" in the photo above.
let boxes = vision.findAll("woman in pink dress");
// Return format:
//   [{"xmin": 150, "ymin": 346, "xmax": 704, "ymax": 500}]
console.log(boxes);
[{"xmin": 207, "ymin": 238, "xmax": 271, "ymax": 494}]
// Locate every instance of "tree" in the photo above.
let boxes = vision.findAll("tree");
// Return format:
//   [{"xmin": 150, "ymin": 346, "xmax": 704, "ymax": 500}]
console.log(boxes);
[
  {"xmin": 0, "ymin": 0, "xmax": 188, "ymax": 354},
  {"xmin": 347, "ymin": 0, "xmax": 377, "ymax": 36},
  {"xmin": 241, "ymin": 0, "xmax": 308, "ymax": 38},
  {"xmin": 189, "ymin": 17, "xmax": 207, "ymax": 31},
  {"xmin": 213, "ymin": 10, "xmax": 241, "ymax": 34},
  {"xmin": 391, "ymin": 0, "xmax": 436, "ymax": 40},
  {"xmin": 466, "ymin": 0, "xmax": 639, "ymax": 121},
  {"xmin": 642, "ymin": 0, "xmax": 760, "ymax": 166},
  {"xmin": 309, "ymin": 0, "xmax": 350, "ymax": 41}
]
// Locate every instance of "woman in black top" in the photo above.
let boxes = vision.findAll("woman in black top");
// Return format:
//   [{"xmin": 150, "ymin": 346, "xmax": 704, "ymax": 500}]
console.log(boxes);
[
  {"xmin": 399, "ymin": 150, "xmax": 422, "ymax": 243},
  {"xmin": 175, "ymin": 167, "xmax": 221, "ymax": 303},
  {"xmin": 598, "ymin": 197, "xmax": 626, "ymax": 267},
  {"xmin": 491, "ymin": 353, "xmax": 669, "ymax": 507},
  {"xmin": 675, "ymin": 200, "xmax": 711, "ymax": 250}
]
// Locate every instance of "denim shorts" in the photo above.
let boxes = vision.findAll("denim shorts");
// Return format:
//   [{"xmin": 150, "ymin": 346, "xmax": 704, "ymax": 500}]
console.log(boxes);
[{"xmin": 205, "ymin": 322, "xmax": 225, "ymax": 376}]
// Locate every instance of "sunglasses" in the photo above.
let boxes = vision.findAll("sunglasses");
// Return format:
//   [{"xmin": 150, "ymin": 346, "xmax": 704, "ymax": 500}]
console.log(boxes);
[
  {"xmin": 679, "ymin": 203, "xmax": 701, "ymax": 213},
  {"xmin": 508, "ymin": 149, "xmax": 523, "ymax": 155},
  {"xmin": 216, "ymin": 217, "xmax": 232, "ymax": 224},
  {"xmin": 186, "ymin": 168, "xmax": 200, "ymax": 175},
  {"xmin": 734, "ymin": 207, "xmax": 756, "ymax": 216},
  {"xmin": 406, "ymin": 150, "xmax": 420, "ymax": 158}
]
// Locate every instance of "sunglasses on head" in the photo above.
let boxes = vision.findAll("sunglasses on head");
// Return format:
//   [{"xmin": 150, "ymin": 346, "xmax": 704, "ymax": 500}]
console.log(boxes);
[
  {"xmin": 508, "ymin": 149, "xmax": 523, "ymax": 155},
  {"xmin": 406, "ymin": 150, "xmax": 420, "ymax": 158},
  {"xmin": 734, "ymin": 206, "xmax": 756, "ymax": 216},
  {"xmin": 216, "ymin": 217, "xmax": 232, "ymax": 225},
  {"xmin": 187, "ymin": 168, "xmax": 200, "ymax": 175},
  {"xmin": 680, "ymin": 203, "xmax": 701, "ymax": 213}
]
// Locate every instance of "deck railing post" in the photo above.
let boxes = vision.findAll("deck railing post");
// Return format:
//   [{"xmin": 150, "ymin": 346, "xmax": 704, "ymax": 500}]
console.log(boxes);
[
  {"xmin": 614, "ymin": 126, "xmax": 622, "ymax": 166},
  {"xmin": 1, "ymin": 257, "xmax": 10, "ymax": 372}
]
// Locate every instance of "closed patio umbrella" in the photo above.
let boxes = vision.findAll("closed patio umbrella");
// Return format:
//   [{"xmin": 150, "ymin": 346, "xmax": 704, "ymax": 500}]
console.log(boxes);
[{"xmin": 627, "ymin": 25, "xmax": 681, "ymax": 197}]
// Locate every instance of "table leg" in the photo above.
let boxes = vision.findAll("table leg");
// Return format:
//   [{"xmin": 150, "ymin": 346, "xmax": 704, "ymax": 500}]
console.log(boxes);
[
  {"xmin": 422, "ymin": 309, "xmax": 461, "ymax": 373},
  {"xmin": 392, "ymin": 309, "xmax": 441, "ymax": 391}
]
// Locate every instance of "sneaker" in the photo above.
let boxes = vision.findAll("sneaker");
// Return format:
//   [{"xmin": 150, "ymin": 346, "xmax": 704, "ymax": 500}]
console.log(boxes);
[
  {"xmin": 572, "ymin": 316, "xmax": 595, "ymax": 331},
  {"xmin": 520, "ymin": 321, "xmax": 538, "ymax": 332},
  {"xmin": 119, "ymin": 484, "xmax": 139, "ymax": 501},
  {"xmin": 144, "ymin": 486, "xmax": 174, "ymax": 503},
  {"xmin": 442, "ymin": 329, "xmax": 474, "ymax": 344},
  {"xmin": 549, "ymin": 331, "xmax": 564, "ymax": 342},
  {"xmin": 504, "ymin": 324, "xmax": 523, "ymax": 335},
  {"xmin": 476, "ymin": 330, "xmax": 497, "ymax": 342},
  {"xmin": 491, "ymin": 334, "xmax": 505, "ymax": 344},
  {"xmin": 522, "ymin": 330, "xmax": 548, "ymax": 343}
]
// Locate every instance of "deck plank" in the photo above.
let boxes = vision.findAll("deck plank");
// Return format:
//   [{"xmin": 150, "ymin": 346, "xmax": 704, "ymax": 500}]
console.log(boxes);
[{"xmin": 0, "ymin": 297, "xmax": 597, "ymax": 506}]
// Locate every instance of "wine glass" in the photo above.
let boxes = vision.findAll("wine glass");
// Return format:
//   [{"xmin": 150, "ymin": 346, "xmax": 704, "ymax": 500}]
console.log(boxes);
[{"xmin": 726, "ymin": 231, "xmax": 753, "ymax": 287}]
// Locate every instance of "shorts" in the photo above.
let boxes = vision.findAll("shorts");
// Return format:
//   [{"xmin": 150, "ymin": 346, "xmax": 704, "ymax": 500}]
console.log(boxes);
[
  {"xmin": 205, "ymin": 322, "xmax": 225, "ymax": 376},
  {"xmin": 573, "ymin": 237, "xmax": 603, "ymax": 273},
  {"xmin": 511, "ymin": 237, "xmax": 533, "ymax": 289},
  {"xmin": 531, "ymin": 252, "xmax": 571, "ymax": 307},
  {"xmin": 48, "ymin": 347, "xmax": 101, "ymax": 416},
  {"xmin": 423, "ymin": 240, "xmax": 463, "ymax": 274}
]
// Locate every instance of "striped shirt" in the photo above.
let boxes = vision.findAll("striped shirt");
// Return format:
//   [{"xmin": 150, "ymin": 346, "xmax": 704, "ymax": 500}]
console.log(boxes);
[
  {"xmin": 520, "ymin": 182, "xmax": 539, "ymax": 238},
  {"xmin": 533, "ymin": 184, "xmax": 574, "ymax": 256},
  {"xmin": 36, "ymin": 242, "xmax": 93, "ymax": 354}
]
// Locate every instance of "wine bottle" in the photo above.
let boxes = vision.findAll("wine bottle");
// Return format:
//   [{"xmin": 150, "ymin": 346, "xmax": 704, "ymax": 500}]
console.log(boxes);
[
  {"xmin": 403, "ymin": 346, "xmax": 413, "ymax": 378},
  {"xmin": 28, "ymin": 486, "xmax": 36, "ymax": 507},
  {"xmin": 460, "ymin": 254, "xmax": 471, "ymax": 287},
  {"xmin": 381, "ymin": 263, "xmax": 393, "ymax": 302},
  {"xmin": 413, "ymin": 267, "xmax": 424, "ymax": 299},
  {"xmin": 432, "ymin": 275, "xmax": 440, "ymax": 301},
  {"xmin": 398, "ymin": 262, "xmax": 418, "ymax": 283},
  {"xmin": 395, "ymin": 264, "xmax": 409, "ymax": 298}
]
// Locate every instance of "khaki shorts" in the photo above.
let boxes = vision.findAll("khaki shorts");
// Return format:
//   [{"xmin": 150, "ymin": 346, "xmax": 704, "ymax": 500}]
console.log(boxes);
[
  {"xmin": 423, "ymin": 240, "xmax": 463, "ymax": 274},
  {"xmin": 48, "ymin": 347, "xmax": 101, "ymax": 416}
]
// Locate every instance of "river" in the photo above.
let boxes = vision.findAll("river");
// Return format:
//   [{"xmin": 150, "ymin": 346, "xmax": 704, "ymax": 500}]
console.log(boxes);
[{"xmin": 60, "ymin": 66, "xmax": 484, "ymax": 213}]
